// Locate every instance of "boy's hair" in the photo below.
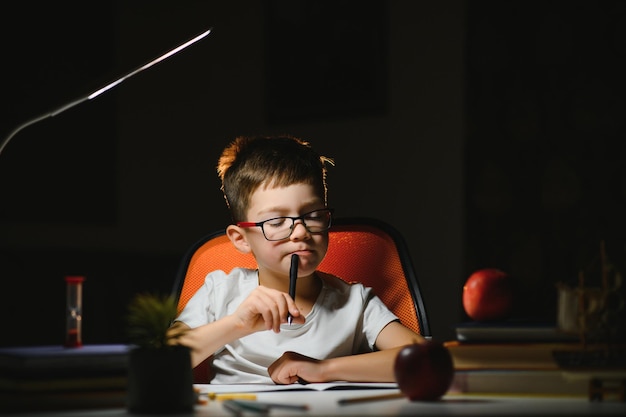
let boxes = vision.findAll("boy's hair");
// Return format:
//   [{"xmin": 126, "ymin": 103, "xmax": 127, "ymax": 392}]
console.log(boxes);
[{"xmin": 217, "ymin": 135, "xmax": 334, "ymax": 222}]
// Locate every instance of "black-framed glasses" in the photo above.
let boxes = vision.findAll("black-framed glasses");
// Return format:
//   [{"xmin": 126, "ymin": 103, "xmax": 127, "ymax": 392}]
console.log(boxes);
[{"xmin": 237, "ymin": 208, "xmax": 334, "ymax": 241}]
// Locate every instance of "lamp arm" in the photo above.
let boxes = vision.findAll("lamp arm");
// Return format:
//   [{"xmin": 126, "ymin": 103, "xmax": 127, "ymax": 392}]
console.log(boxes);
[{"xmin": 0, "ymin": 27, "xmax": 212, "ymax": 157}]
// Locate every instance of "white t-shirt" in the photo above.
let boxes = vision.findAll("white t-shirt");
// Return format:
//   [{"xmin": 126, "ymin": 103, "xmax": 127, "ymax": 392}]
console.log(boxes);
[{"xmin": 175, "ymin": 267, "xmax": 399, "ymax": 384}]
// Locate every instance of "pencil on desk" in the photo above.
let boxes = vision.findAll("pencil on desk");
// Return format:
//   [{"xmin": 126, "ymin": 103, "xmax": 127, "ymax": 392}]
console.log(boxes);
[
  {"xmin": 239, "ymin": 399, "xmax": 309, "ymax": 411},
  {"xmin": 337, "ymin": 392, "xmax": 405, "ymax": 405},
  {"xmin": 222, "ymin": 399, "xmax": 246, "ymax": 415},
  {"xmin": 208, "ymin": 392, "xmax": 257, "ymax": 400},
  {"xmin": 222, "ymin": 399, "xmax": 309, "ymax": 413}
]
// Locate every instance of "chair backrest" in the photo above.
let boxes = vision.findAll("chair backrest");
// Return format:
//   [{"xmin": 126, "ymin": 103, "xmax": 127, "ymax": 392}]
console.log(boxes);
[{"xmin": 172, "ymin": 217, "xmax": 430, "ymax": 337}]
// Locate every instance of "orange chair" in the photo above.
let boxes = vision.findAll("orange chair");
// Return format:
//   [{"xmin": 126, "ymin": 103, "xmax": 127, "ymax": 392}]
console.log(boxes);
[{"xmin": 171, "ymin": 217, "xmax": 431, "ymax": 382}]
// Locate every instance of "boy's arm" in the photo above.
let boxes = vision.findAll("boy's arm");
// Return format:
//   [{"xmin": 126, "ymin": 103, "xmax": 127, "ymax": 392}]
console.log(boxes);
[
  {"xmin": 168, "ymin": 316, "xmax": 248, "ymax": 367},
  {"xmin": 167, "ymin": 285, "xmax": 303, "ymax": 367},
  {"xmin": 268, "ymin": 321, "xmax": 425, "ymax": 384},
  {"xmin": 322, "ymin": 321, "xmax": 425, "ymax": 382}
]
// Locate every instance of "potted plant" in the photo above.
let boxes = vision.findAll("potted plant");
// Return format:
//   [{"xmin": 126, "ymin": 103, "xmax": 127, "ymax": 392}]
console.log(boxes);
[{"xmin": 126, "ymin": 293, "xmax": 194, "ymax": 414}]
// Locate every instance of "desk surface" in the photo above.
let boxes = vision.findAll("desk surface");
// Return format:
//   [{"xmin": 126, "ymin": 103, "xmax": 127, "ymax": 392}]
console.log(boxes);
[{"xmin": 7, "ymin": 389, "xmax": 626, "ymax": 417}]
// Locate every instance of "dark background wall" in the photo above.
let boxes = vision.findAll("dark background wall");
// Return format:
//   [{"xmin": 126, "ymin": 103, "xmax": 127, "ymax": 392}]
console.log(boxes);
[
  {"xmin": 465, "ymin": 0, "xmax": 626, "ymax": 321},
  {"xmin": 1, "ymin": 1, "xmax": 624, "ymax": 347}
]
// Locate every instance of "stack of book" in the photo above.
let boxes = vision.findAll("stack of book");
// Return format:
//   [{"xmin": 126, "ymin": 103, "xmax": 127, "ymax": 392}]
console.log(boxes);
[
  {"xmin": 445, "ymin": 322, "xmax": 626, "ymax": 398},
  {"xmin": 0, "ymin": 344, "xmax": 131, "ymax": 412}
]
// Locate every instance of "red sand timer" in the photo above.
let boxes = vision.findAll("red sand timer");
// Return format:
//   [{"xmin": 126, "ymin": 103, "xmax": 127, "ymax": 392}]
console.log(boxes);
[{"xmin": 64, "ymin": 276, "xmax": 85, "ymax": 348}]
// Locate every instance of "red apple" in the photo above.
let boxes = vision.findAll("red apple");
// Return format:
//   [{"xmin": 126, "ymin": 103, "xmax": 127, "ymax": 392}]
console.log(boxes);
[
  {"xmin": 463, "ymin": 268, "xmax": 513, "ymax": 321},
  {"xmin": 394, "ymin": 341, "xmax": 454, "ymax": 401}
]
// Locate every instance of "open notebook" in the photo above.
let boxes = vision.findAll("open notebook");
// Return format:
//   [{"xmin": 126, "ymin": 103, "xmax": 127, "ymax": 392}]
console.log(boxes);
[{"xmin": 195, "ymin": 382, "xmax": 399, "ymax": 394}]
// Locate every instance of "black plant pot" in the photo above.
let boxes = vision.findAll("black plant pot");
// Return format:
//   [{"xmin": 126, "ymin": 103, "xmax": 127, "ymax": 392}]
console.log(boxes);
[{"xmin": 127, "ymin": 345, "xmax": 194, "ymax": 414}]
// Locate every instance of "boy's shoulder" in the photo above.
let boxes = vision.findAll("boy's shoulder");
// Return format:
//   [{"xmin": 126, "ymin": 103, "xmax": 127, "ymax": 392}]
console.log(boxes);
[
  {"xmin": 206, "ymin": 267, "xmax": 258, "ymax": 285},
  {"xmin": 317, "ymin": 271, "xmax": 365, "ymax": 291}
]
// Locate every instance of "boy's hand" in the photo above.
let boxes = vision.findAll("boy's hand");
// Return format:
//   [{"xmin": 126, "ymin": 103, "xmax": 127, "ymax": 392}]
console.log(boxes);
[
  {"xmin": 234, "ymin": 286, "xmax": 303, "ymax": 333},
  {"xmin": 268, "ymin": 351, "xmax": 324, "ymax": 385},
  {"xmin": 166, "ymin": 321, "xmax": 190, "ymax": 345}
]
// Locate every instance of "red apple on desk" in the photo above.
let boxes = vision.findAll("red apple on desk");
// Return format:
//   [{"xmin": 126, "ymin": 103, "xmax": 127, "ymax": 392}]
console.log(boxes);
[
  {"xmin": 394, "ymin": 341, "xmax": 454, "ymax": 401},
  {"xmin": 463, "ymin": 268, "xmax": 513, "ymax": 321}
]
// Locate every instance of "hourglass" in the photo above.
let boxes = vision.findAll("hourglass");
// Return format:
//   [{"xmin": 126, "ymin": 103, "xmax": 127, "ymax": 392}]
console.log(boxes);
[{"xmin": 64, "ymin": 276, "xmax": 85, "ymax": 348}]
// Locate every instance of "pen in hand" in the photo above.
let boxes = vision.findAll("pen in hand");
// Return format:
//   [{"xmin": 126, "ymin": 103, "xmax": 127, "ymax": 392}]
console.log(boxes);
[{"xmin": 288, "ymin": 253, "xmax": 299, "ymax": 325}]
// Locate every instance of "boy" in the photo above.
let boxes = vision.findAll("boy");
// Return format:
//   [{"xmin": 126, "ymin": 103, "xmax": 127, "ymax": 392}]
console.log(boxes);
[{"xmin": 169, "ymin": 135, "xmax": 424, "ymax": 384}]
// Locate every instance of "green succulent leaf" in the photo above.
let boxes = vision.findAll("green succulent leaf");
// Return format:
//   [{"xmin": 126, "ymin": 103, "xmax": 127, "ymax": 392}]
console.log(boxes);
[{"xmin": 127, "ymin": 293, "xmax": 178, "ymax": 349}]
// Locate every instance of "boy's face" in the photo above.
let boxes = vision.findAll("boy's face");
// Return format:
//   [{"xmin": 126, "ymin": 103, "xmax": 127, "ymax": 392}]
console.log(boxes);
[{"xmin": 241, "ymin": 182, "xmax": 329, "ymax": 279}]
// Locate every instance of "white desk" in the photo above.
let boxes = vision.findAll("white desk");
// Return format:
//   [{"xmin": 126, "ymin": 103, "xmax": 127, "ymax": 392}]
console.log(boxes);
[{"xmin": 8, "ymin": 389, "xmax": 626, "ymax": 416}]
